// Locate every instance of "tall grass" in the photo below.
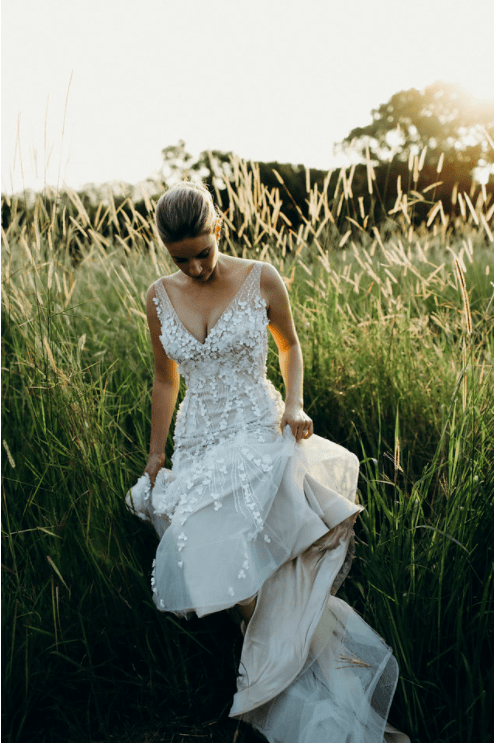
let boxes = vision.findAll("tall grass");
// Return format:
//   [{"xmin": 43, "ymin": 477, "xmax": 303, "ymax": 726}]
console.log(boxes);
[{"xmin": 2, "ymin": 155, "xmax": 494, "ymax": 742}]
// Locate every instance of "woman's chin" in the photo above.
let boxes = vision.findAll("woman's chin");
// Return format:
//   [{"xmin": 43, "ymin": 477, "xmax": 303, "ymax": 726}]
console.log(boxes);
[{"xmin": 197, "ymin": 270, "xmax": 214, "ymax": 283}]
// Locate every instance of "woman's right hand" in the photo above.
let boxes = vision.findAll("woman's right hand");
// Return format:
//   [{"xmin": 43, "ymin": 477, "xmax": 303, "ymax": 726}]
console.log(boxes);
[{"xmin": 144, "ymin": 452, "xmax": 165, "ymax": 487}]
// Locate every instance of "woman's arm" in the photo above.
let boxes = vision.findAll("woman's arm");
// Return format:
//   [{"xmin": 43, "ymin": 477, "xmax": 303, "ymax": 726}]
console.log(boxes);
[
  {"xmin": 144, "ymin": 284, "xmax": 181, "ymax": 483},
  {"xmin": 261, "ymin": 264, "xmax": 314, "ymax": 442}
]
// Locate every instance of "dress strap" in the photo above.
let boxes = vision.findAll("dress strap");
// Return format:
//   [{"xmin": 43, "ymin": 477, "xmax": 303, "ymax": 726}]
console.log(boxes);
[
  {"xmin": 251, "ymin": 260, "xmax": 263, "ymax": 286},
  {"xmin": 237, "ymin": 261, "xmax": 263, "ymax": 305},
  {"xmin": 154, "ymin": 279, "xmax": 173, "ymax": 322}
]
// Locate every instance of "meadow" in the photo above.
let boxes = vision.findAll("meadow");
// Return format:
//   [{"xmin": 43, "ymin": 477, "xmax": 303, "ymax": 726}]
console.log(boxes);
[{"xmin": 2, "ymin": 155, "xmax": 494, "ymax": 743}]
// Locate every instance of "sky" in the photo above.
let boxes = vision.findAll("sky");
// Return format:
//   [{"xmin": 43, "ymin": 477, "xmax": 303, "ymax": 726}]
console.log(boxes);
[{"xmin": 2, "ymin": 0, "xmax": 494, "ymax": 194}]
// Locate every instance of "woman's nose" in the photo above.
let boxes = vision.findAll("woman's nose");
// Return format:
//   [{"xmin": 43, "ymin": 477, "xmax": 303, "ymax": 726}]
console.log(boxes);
[{"xmin": 188, "ymin": 260, "xmax": 202, "ymax": 277}]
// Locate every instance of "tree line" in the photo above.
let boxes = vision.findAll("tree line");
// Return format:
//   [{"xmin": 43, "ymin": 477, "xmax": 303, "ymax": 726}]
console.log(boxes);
[{"xmin": 3, "ymin": 81, "xmax": 493, "ymax": 241}]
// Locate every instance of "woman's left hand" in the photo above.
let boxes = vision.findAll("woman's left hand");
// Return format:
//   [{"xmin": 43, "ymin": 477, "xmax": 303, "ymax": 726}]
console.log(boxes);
[{"xmin": 281, "ymin": 404, "xmax": 314, "ymax": 443}]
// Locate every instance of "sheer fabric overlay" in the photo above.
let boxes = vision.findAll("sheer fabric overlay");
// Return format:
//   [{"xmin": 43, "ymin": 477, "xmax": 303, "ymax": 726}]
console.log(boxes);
[{"xmin": 126, "ymin": 262, "xmax": 409, "ymax": 742}]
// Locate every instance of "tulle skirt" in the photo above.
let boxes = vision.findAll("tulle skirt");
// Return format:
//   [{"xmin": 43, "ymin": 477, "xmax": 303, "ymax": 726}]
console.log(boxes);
[{"xmin": 126, "ymin": 427, "xmax": 410, "ymax": 742}]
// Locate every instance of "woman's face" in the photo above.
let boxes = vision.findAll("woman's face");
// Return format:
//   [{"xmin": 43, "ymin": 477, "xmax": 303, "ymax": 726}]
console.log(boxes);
[{"xmin": 165, "ymin": 231, "xmax": 219, "ymax": 283}]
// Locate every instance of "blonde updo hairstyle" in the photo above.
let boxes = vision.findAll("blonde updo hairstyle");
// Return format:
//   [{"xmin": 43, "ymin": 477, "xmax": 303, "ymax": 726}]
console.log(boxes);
[{"xmin": 155, "ymin": 181, "xmax": 220, "ymax": 245}]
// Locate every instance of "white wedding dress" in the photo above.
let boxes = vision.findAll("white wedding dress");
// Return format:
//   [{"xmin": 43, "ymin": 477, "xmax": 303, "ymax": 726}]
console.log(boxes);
[{"xmin": 126, "ymin": 261, "xmax": 410, "ymax": 743}]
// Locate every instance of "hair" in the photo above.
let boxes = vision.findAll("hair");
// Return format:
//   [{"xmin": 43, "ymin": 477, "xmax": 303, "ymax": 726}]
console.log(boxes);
[{"xmin": 155, "ymin": 181, "xmax": 219, "ymax": 244}]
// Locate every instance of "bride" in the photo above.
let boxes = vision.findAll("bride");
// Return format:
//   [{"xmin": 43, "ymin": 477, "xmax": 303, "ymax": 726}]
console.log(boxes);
[{"xmin": 126, "ymin": 181, "xmax": 410, "ymax": 742}]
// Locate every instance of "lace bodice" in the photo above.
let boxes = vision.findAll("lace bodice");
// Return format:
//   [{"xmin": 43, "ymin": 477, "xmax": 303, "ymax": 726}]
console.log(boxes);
[{"xmin": 153, "ymin": 262, "xmax": 284, "ymax": 462}]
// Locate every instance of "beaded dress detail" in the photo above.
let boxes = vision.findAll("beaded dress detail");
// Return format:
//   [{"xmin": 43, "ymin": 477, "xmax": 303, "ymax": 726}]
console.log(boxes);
[{"xmin": 126, "ymin": 261, "xmax": 409, "ymax": 743}]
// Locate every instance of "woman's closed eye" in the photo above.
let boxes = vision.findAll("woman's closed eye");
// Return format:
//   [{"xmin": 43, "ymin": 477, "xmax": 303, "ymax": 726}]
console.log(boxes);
[{"xmin": 174, "ymin": 250, "xmax": 210, "ymax": 264}]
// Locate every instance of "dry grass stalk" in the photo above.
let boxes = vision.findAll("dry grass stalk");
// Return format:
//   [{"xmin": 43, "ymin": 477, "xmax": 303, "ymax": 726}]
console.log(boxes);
[
  {"xmin": 453, "ymin": 257, "xmax": 473, "ymax": 335},
  {"xmin": 462, "ymin": 340, "xmax": 468, "ymax": 412}
]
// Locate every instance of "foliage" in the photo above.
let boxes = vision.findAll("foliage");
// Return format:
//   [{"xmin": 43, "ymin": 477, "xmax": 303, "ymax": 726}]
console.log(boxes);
[
  {"xmin": 341, "ymin": 81, "xmax": 494, "ymax": 171},
  {"xmin": 2, "ymin": 155, "xmax": 494, "ymax": 743}
]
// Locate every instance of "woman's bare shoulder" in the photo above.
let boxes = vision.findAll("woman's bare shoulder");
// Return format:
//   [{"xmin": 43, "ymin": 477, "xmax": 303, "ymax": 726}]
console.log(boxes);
[
  {"xmin": 146, "ymin": 278, "xmax": 159, "ymax": 304},
  {"xmin": 258, "ymin": 262, "xmax": 287, "ymax": 309},
  {"xmin": 259, "ymin": 262, "xmax": 283, "ymax": 289},
  {"xmin": 214, "ymin": 255, "xmax": 257, "ymax": 282},
  {"xmin": 146, "ymin": 275, "xmax": 175, "ymax": 316},
  {"xmin": 220, "ymin": 255, "xmax": 256, "ymax": 270},
  {"xmin": 147, "ymin": 272, "xmax": 181, "ymax": 297},
  {"xmin": 161, "ymin": 271, "xmax": 184, "ymax": 286}
]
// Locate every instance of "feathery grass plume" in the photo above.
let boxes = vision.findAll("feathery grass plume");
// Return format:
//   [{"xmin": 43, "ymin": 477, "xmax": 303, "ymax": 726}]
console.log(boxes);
[
  {"xmin": 480, "ymin": 213, "xmax": 493, "ymax": 242},
  {"xmin": 453, "ymin": 256, "xmax": 473, "ymax": 335},
  {"xmin": 365, "ymin": 144, "xmax": 375, "ymax": 195},
  {"xmin": 463, "ymin": 191, "xmax": 479, "ymax": 225},
  {"xmin": 3, "ymin": 440, "xmax": 16, "ymax": 468},
  {"xmin": 394, "ymin": 436, "xmax": 402, "ymax": 475}
]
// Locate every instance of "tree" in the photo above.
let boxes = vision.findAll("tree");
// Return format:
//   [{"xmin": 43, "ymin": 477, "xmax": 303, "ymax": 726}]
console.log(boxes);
[
  {"xmin": 160, "ymin": 140, "xmax": 197, "ymax": 183},
  {"xmin": 158, "ymin": 142, "xmax": 330, "ymax": 228},
  {"xmin": 160, "ymin": 142, "xmax": 231, "ymax": 184},
  {"xmin": 340, "ymin": 81, "xmax": 494, "ymax": 173}
]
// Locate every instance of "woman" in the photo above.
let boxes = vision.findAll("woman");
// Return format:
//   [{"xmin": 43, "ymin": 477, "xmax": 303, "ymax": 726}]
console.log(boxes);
[{"xmin": 127, "ymin": 181, "xmax": 409, "ymax": 742}]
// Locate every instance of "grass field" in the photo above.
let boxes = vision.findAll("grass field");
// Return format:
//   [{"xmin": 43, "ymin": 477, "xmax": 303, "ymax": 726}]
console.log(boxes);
[{"xmin": 2, "ymin": 157, "xmax": 494, "ymax": 742}]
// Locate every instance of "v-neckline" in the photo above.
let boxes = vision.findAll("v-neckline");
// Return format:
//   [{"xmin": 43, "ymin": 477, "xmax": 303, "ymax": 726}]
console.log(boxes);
[{"xmin": 159, "ymin": 263, "xmax": 257, "ymax": 346}]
